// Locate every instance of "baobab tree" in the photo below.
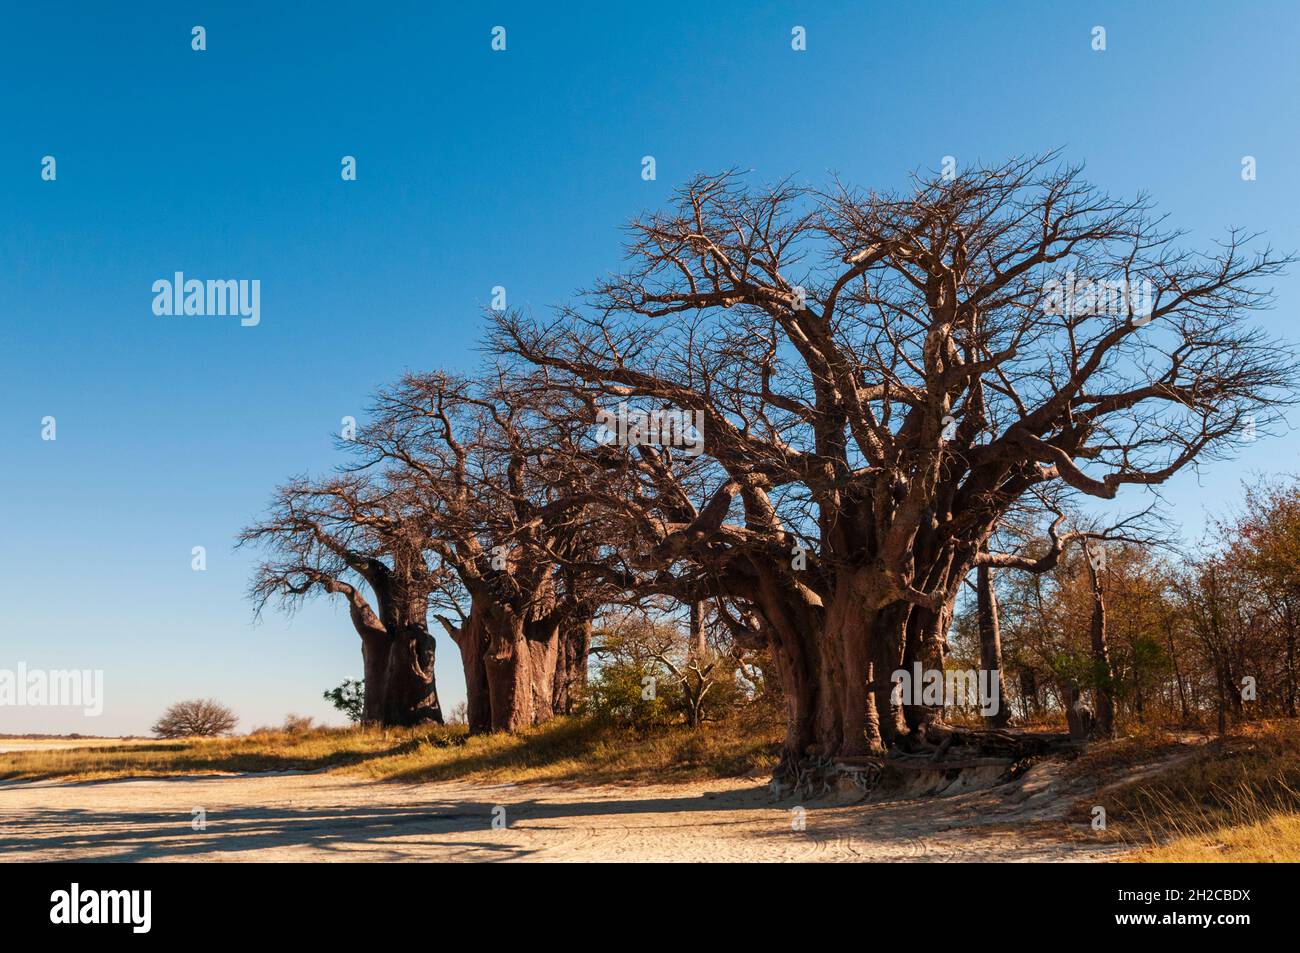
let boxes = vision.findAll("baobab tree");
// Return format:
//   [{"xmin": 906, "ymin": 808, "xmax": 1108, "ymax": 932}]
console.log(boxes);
[
  {"xmin": 493, "ymin": 153, "xmax": 1296, "ymax": 774},
  {"xmin": 240, "ymin": 473, "xmax": 444, "ymax": 726},
  {"xmin": 353, "ymin": 371, "xmax": 613, "ymax": 732}
]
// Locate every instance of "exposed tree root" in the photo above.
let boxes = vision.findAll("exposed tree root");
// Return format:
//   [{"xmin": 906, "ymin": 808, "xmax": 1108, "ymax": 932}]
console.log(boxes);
[{"xmin": 774, "ymin": 726, "xmax": 1084, "ymax": 800}]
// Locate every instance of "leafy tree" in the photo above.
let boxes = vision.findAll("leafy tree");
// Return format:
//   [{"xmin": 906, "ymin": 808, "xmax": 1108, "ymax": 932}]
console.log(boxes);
[{"xmin": 323, "ymin": 679, "xmax": 366, "ymax": 724}]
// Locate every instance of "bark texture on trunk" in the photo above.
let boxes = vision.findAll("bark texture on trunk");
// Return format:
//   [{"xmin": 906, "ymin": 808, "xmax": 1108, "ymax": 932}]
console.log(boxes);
[
  {"xmin": 378, "ymin": 622, "xmax": 444, "ymax": 726},
  {"xmin": 359, "ymin": 629, "xmax": 390, "ymax": 725},
  {"xmin": 484, "ymin": 615, "xmax": 563, "ymax": 732},
  {"xmin": 450, "ymin": 604, "xmax": 493, "ymax": 733},
  {"xmin": 347, "ymin": 590, "xmax": 441, "ymax": 727},
  {"xmin": 450, "ymin": 594, "xmax": 591, "ymax": 733},
  {"xmin": 552, "ymin": 618, "xmax": 591, "ymax": 716},
  {"xmin": 758, "ymin": 570, "xmax": 965, "ymax": 771}
]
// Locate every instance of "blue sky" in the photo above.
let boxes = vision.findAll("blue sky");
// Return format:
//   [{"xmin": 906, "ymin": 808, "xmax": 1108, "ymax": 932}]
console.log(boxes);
[{"xmin": 2, "ymin": 1, "xmax": 1297, "ymax": 734}]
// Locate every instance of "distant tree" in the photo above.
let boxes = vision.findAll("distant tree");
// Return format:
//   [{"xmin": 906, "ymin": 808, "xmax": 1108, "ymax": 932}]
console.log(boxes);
[
  {"xmin": 323, "ymin": 678, "xmax": 366, "ymax": 724},
  {"xmin": 152, "ymin": 699, "xmax": 238, "ymax": 738},
  {"xmin": 445, "ymin": 701, "xmax": 469, "ymax": 725}
]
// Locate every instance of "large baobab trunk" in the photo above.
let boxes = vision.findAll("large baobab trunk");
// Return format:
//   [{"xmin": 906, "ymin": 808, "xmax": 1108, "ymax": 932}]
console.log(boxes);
[
  {"xmin": 359, "ymin": 629, "xmax": 390, "ymax": 725},
  {"xmin": 484, "ymin": 615, "xmax": 562, "ymax": 732},
  {"xmin": 358, "ymin": 625, "xmax": 443, "ymax": 727},
  {"xmin": 759, "ymin": 574, "xmax": 899, "ymax": 771},
  {"xmin": 760, "ymin": 569, "xmax": 981, "ymax": 777},
  {"xmin": 465, "ymin": 604, "xmax": 588, "ymax": 732},
  {"xmin": 450, "ymin": 604, "xmax": 493, "ymax": 733},
  {"xmin": 757, "ymin": 585, "xmax": 840, "ymax": 767},
  {"xmin": 872, "ymin": 602, "xmax": 911, "ymax": 746},
  {"xmin": 977, "ymin": 563, "xmax": 1011, "ymax": 728},
  {"xmin": 552, "ymin": 618, "xmax": 591, "ymax": 716},
  {"xmin": 349, "ymin": 596, "xmax": 440, "ymax": 727},
  {"xmin": 899, "ymin": 603, "xmax": 952, "ymax": 737},
  {"xmin": 377, "ymin": 622, "xmax": 444, "ymax": 726}
]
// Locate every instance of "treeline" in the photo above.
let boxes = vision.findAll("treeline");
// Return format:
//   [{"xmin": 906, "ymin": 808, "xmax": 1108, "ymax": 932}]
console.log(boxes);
[
  {"xmin": 240, "ymin": 154, "xmax": 1298, "ymax": 779},
  {"xmin": 950, "ymin": 477, "xmax": 1300, "ymax": 733}
]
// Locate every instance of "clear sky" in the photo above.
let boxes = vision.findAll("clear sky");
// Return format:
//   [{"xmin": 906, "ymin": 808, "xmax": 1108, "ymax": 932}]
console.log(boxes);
[{"xmin": 2, "ymin": 1, "xmax": 1297, "ymax": 735}]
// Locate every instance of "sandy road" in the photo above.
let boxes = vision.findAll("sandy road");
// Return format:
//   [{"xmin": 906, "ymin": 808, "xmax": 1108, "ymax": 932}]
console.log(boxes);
[{"xmin": 0, "ymin": 764, "xmax": 1129, "ymax": 862}]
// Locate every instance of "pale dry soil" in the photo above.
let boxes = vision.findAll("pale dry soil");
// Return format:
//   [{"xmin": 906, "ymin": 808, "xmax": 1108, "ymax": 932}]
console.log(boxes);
[
  {"xmin": 0, "ymin": 739, "xmax": 160, "ymax": 755},
  {"xmin": 0, "ymin": 752, "xmax": 1159, "ymax": 862}
]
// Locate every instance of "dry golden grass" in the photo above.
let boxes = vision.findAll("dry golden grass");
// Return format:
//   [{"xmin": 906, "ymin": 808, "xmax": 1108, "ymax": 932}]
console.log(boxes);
[
  {"xmin": 1133, "ymin": 810, "xmax": 1300, "ymax": 862},
  {"xmin": 1083, "ymin": 720, "xmax": 1300, "ymax": 861},
  {"xmin": 0, "ymin": 714, "xmax": 783, "ymax": 786},
  {"xmin": 1063, "ymin": 725, "xmax": 1183, "ymax": 780},
  {"xmin": 0, "ymin": 728, "xmax": 406, "ymax": 782},
  {"xmin": 359, "ymin": 714, "xmax": 781, "ymax": 784},
  {"xmin": 0, "ymin": 737, "xmax": 159, "ymax": 752}
]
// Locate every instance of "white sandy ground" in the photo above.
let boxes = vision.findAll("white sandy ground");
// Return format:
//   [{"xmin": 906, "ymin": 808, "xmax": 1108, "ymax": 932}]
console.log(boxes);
[
  {"xmin": 0, "ymin": 739, "xmax": 162, "ymax": 755},
  {"xmin": 0, "ymin": 750, "xmax": 1169, "ymax": 862}
]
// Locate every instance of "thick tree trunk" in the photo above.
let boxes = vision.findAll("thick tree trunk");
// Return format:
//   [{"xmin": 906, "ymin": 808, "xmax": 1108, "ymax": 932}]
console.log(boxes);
[
  {"xmin": 484, "ymin": 615, "xmax": 562, "ymax": 732},
  {"xmin": 872, "ymin": 602, "xmax": 910, "ymax": 745},
  {"xmin": 552, "ymin": 618, "xmax": 591, "ymax": 716},
  {"xmin": 453, "ymin": 604, "xmax": 493, "ymax": 733},
  {"xmin": 899, "ymin": 602, "xmax": 954, "ymax": 738},
  {"xmin": 766, "ymin": 578, "xmax": 947, "ymax": 772},
  {"xmin": 526, "ymin": 619, "xmax": 562, "ymax": 723},
  {"xmin": 828, "ymin": 587, "xmax": 873, "ymax": 757},
  {"xmin": 378, "ymin": 622, "xmax": 443, "ymax": 726},
  {"xmin": 360, "ymin": 629, "xmax": 443, "ymax": 728},
  {"xmin": 977, "ymin": 564, "xmax": 1011, "ymax": 728},
  {"xmin": 470, "ymin": 602, "xmax": 589, "ymax": 732},
  {"xmin": 758, "ymin": 561, "xmax": 981, "ymax": 778},
  {"xmin": 753, "ymin": 571, "xmax": 838, "ymax": 769},
  {"xmin": 485, "ymin": 617, "xmax": 530, "ymax": 732},
  {"xmin": 359, "ymin": 630, "xmax": 390, "ymax": 725}
]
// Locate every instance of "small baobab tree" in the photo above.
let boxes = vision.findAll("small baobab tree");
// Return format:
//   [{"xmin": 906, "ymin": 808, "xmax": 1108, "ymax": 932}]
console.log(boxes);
[{"xmin": 240, "ymin": 473, "xmax": 444, "ymax": 727}]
